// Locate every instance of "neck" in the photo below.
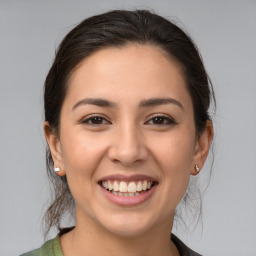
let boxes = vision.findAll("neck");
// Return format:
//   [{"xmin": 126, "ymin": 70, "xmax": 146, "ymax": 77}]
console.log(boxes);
[{"xmin": 60, "ymin": 214, "xmax": 179, "ymax": 256}]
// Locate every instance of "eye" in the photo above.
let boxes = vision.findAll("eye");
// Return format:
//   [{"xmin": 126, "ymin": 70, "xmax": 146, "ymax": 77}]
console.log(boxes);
[
  {"xmin": 81, "ymin": 115, "xmax": 110, "ymax": 125},
  {"xmin": 145, "ymin": 115, "xmax": 176, "ymax": 125}
]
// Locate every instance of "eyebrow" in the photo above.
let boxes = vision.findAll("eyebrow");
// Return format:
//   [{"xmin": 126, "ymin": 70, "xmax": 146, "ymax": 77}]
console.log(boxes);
[
  {"xmin": 72, "ymin": 98, "xmax": 116, "ymax": 111},
  {"xmin": 139, "ymin": 98, "xmax": 184, "ymax": 110},
  {"xmin": 72, "ymin": 97, "xmax": 183, "ymax": 111}
]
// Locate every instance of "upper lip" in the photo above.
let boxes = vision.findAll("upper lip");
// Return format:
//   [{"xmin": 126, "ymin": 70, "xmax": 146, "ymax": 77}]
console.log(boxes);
[{"xmin": 99, "ymin": 174, "xmax": 158, "ymax": 183}]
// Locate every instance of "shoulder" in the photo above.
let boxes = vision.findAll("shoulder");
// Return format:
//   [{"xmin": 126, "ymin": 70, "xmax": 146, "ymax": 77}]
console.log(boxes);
[
  {"xmin": 20, "ymin": 236, "xmax": 63, "ymax": 256},
  {"xmin": 171, "ymin": 234, "xmax": 203, "ymax": 256}
]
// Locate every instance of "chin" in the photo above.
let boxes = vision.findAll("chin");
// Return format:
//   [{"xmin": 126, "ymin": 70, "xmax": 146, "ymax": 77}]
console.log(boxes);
[{"xmin": 97, "ymin": 212, "xmax": 157, "ymax": 238}]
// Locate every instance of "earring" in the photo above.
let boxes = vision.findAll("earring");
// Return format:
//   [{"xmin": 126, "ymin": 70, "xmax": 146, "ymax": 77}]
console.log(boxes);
[
  {"xmin": 54, "ymin": 167, "xmax": 61, "ymax": 172},
  {"xmin": 54, "ymin": 167, "xmax": 65, "ymax": 176},
  {"xmin": 195, "ymin": 165, "xmax": 200, "ymax": 173}
]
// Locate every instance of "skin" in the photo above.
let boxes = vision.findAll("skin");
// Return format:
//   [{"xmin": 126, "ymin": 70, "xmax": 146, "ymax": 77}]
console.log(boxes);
[{"xmin": 45, "ymin": 44, "xmax": 213, "ymax": 256}]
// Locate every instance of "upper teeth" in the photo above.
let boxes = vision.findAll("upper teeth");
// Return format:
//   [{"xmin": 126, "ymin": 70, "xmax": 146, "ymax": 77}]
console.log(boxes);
[{"xmin": 101, "ymin": 180, "xmax": 153, "ymax": 193}]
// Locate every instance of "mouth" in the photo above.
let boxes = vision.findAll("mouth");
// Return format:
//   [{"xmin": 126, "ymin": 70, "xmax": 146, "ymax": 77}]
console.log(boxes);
[
  {"xmin": 98, "ymin": 175, "xmax": 158, "ymax": 206},
  {"xmin": 99, "ymin": 180, "xmax": 156, "ymax": 197}
]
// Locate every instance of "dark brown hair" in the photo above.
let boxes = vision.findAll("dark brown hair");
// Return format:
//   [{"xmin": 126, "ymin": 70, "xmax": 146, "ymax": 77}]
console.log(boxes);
[{"xmin": 44, "ymin": 9, "xmax": 215, "ymax": 235}]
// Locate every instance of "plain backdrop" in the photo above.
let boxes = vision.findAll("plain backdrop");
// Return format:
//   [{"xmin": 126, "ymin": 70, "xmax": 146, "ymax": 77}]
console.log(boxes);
[{"xmin": 0, "ymin": 1, "xmax": 256, "ymax": 255}]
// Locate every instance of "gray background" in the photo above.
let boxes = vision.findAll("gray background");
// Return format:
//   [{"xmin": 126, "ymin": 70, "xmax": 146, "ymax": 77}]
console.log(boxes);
[{"xmin": 0, "ymin": 0, "xmax": 256, "ymax": 255}]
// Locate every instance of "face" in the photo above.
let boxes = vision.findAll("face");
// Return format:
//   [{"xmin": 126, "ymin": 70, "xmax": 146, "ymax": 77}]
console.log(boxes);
[{"xmin": 46, "ymin": 44, "xmax": 211, "ymax": 238}]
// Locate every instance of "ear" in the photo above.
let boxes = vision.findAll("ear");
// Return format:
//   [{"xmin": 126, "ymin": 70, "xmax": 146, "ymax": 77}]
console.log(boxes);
[
  {"xmin": 191, "ymin": 120, "xmax": 214, "ymax": 175},
  {"xmin": 44, "ymin": 121, "xmax": 66, "ymax": 176}
]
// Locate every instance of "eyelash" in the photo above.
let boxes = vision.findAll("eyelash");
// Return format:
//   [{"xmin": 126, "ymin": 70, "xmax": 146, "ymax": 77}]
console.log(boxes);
[
  {"xmin": 145, "ymin": 115, "xmax": 177, "ymax": 126},
  {"xmin": 81, "ymin": 114, "xmax": 176, "ymax": 127},
  {"xmin": 81, "ymin": 115, "xmax": 111, "ymax": 125}
]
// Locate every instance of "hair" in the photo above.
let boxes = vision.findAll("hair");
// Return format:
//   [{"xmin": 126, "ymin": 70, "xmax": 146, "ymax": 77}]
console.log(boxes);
[{"xmin": 43, "ymin": 9, "xmax": 215, "ymax": 235}]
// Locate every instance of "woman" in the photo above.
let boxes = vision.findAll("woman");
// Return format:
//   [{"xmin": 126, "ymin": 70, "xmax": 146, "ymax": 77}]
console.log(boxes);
[{"xmin": 21, "ymin": 9, "xmax": 214, "ymax": 256}]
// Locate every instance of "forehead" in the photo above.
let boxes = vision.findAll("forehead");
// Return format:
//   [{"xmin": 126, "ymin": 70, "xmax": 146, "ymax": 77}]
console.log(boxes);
[{"xmin": 65, "ymin": 44, "xmax": 191, "ymax": 108}]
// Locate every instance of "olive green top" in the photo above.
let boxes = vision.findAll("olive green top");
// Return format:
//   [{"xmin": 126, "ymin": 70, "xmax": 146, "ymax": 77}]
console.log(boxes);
[
  {"xmin": 20, "ymin": 230, "xmax": 202, "ymax": 256},
  {"xmin": 20, "ymin": 236, "xmax": 62, "ymax": 256}
]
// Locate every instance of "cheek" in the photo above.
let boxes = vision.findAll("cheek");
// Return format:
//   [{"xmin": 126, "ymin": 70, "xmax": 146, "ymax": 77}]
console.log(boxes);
[
  {"xmin": 152, "ymin": 130, "xmax": 195, "ymax": 172},
  {"xmin": 61, "ymin": 126, "xmax": 104, "ymax": 165},
  {"xmin": 59, "ymin": 131, "xmax": 111, "ymax": 214},
  {"xmin": 60, "ymin": 130, "xmax": 108, "ymax": 190},
  {"xmin": 150, "ymin": 131, "xmax": 195, "ymax": 203}
]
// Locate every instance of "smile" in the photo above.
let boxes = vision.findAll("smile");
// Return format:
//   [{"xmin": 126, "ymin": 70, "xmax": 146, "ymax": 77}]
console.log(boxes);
[
  {"xmin": 98, "ymin": 176, "xmax": 158, "ymax": 206},
  {"xmin": 100, "ymin": 180, "xmax": 155, "ymax": 197}
]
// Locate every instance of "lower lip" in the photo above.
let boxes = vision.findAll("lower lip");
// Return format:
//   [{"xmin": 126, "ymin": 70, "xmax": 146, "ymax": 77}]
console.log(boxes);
[{"xmin": 99, "ymin": 185, "xmax": 157, "ymax": 206}]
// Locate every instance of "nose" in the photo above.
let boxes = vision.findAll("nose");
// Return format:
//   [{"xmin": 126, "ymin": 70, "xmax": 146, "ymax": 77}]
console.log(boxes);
[{"xmin": 107, "ymin": 124, "xmax": 148, "ymax": 166}]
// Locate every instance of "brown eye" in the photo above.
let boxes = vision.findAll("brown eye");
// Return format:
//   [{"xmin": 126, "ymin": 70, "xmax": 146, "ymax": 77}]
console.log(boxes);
[
  {"xmin": 152, "ymin": 117, "xmax": 166, "ymax": 124},
  {"xmin": 82, "ymin": 116, "xmax": 110, "ymax": 125},
  {"xmin": 90, "ymin": 117, "xmax": 104, "ymax": 124},
  {"xmin": 145, "ymin": 116, "xmax": 176, "ymax": 125}
]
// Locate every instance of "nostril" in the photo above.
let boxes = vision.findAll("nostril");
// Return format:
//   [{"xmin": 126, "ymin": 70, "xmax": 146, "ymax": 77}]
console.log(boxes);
[{"xmin": 107, "ymin": 136, "xmax": 148, "ymax": 165}]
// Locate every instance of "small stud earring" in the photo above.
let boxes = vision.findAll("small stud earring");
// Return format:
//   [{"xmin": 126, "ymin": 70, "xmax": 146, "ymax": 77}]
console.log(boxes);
[
  {"xmin": 54, "ymin": 167, "xmax": 61, "ymax": 172},
  {"xmin": 195, "ymin": 165, "xmax": 200, "ymax": 173}
]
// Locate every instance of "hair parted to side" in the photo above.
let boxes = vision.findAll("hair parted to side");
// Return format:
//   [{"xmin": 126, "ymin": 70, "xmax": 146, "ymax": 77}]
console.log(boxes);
[{"xmin": 43, "ymin": 9, "xmax": 215, "ymax": 236}]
